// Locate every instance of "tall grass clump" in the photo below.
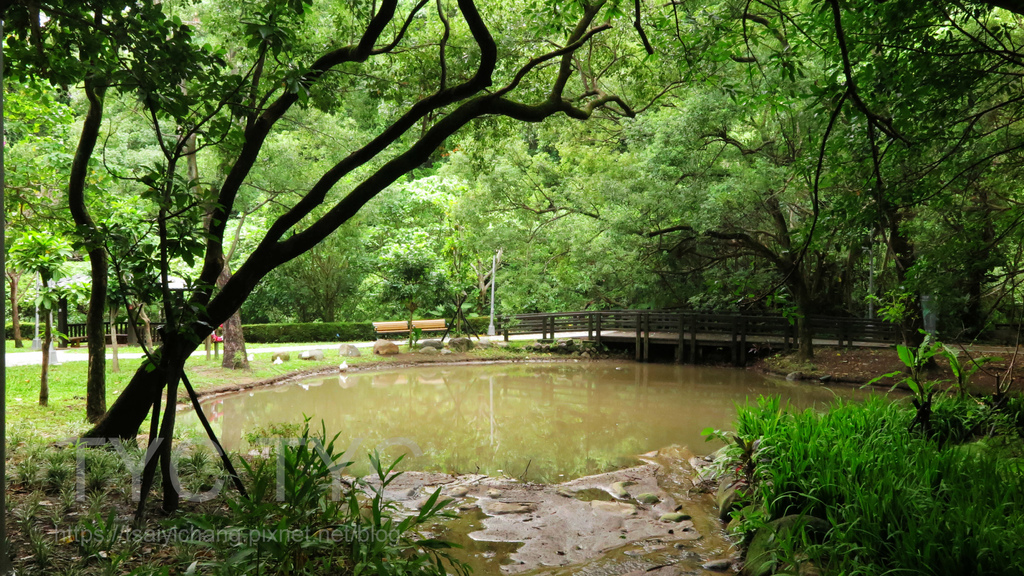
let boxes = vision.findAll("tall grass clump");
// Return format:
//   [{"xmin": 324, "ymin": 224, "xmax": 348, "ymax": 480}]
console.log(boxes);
[
  {"xmin": 732, "ymin": 396, "xmax": 1024, "ymax": 575},
  {"xmin": 176, "ymin": 419, "xmax": 467, "ymax": 576}
]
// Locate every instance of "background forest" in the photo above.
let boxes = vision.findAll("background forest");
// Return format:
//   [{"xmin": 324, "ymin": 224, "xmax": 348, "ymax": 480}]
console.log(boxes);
[{"xmin": 6, "ymin": 0, "xmax": 1024, "ymax": 345}]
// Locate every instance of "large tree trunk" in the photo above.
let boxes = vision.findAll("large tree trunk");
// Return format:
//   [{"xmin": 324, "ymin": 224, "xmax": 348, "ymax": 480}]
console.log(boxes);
[
  {"xmin": 40, "ymin": 308, "xmax": 51, "ymax": 406},
  {"xmin": 7, "ymin": 271, "xmax": 23, "ymax": 348},
  {"xmin": 218, "ymin": 265, "xmax": 248, "ymax": 370},
  {"xmin": 85, "ymin": 253, "xmax": 108, "ymax": 422},
  {"xmin": 68, "ymin": 77, "xmax": 109, "ymax": 422},
  {"xmin": 792, "ymin": 277, "xmax": 815, "ymax": 360},
  {"xmin": 887, "ymin": 212, "xmax": 924, "ymax": 345}
]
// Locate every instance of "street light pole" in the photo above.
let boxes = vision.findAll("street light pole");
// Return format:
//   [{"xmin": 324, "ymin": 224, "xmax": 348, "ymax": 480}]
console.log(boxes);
[{"xmin": 487, "ymin": 252, "xmax": 497, "ymax": 336}]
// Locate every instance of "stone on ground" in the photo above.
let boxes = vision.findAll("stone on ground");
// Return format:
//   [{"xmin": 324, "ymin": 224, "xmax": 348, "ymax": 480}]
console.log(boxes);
[
  {"xmin": 337, "ymin": 343, "xmax": 361, "ymax": 357},
  {"xmin": 373, "ymin": 339, "xmax": 400, "ymax": 355}
]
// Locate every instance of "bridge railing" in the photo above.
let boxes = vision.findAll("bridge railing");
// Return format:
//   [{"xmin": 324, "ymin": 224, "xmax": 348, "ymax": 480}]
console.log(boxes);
[{"xmin": 496, "ymin": 310, "xmax": 901, "ymax": 347}]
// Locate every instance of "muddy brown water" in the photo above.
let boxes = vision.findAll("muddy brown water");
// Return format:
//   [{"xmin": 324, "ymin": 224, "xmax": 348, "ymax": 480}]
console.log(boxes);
[
  {"xmin": 189, "ymin": 360, "xmax": 878, "ymax": 482},
  {"xmin": 183, "ymin": 360, "xmax": 886, "ymax": 575}
]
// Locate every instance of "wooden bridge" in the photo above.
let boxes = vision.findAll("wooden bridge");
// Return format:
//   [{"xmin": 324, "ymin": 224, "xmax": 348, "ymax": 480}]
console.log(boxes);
[{"xmin": 495, "ymin": 311, "xmax": 901, "ymax": 365}]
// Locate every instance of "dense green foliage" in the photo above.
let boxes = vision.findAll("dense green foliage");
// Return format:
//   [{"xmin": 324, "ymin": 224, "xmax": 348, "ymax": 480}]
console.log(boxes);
[
  {"xmin": 6, "ymin": 1, "xmax": 1024, "ymax": 346},
  {"xmin": 242, "ymin": 322, "xmax": 376, "ymax": 343},
  {"xmin": 725, "ymin": 396, "xmax": 1024, "ymax": 575}
]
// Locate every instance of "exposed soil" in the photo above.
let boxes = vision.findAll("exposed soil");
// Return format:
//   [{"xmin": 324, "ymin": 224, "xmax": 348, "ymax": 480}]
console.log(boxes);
[{"xmin": 755, "ymin": 344, "xmax": 1024, "ymax": 396}]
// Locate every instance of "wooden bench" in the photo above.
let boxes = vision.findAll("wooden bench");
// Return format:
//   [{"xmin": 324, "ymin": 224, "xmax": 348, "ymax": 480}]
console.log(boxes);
[{"xmin": 372, "ymin": 319, "xmax": 447, "ymax": 337}]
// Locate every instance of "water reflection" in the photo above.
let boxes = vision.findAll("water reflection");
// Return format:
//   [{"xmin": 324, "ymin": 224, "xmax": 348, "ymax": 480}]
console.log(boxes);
[{"xmin": 186, "ymin": 361, "xmax": 881, "ymax": 482}]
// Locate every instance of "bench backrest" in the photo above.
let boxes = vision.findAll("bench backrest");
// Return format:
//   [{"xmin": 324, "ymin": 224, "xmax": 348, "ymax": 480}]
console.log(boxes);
[
  {"xmin": 373, "ymin": 321, "xmax": 412, "ymax": 333},
  {"xmin": 411, "ymin": 319, "xmax": 447, "ymax": 331}
]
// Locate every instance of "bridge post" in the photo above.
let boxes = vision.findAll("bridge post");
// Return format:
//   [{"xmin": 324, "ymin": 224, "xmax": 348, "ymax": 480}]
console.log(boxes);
[
  {"xmin": 740, "ymin": 318, "xmax": 747, "ymax": 366},
  {"xmin": 643, "ymin": 313, "xmax": 651, "ymax": 361},
  {"xmin": 675, "ymin": 313, "xmax": 685, "ymax": 364},
  {"xmin": 635, "ymin": 312, "xmax": 642, "ymax": 362},
  {"xmin": 730, "ymin": 316, "xmax": 739, "ymax": 366},
  {"xmin": 588, "ymin": 313, "xmax": 593, "ymax": 340},
  {"xmin": 689, "ymin": 314, "xmax": 697, "ymax": 364},
  {"xmin": 595, "ymin": 313, "xmax": 603, "ymax": 346}
]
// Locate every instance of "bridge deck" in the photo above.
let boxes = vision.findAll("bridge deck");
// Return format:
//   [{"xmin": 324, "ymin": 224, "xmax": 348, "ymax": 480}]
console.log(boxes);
[{"xmin": 496, "ymin": 310, "xmax": 900, "ymax": 365}]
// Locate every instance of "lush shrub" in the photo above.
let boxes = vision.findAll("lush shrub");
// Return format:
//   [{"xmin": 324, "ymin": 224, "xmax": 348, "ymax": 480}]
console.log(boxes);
[
  {"xmin": 242, "ymin": 322, "xmax": 375, "ymax": 343},
  {"xmin": 178, "ymin": 420, "xmax": 466, "ymax": 576},
  {"xmin": 242, "ymin": 317, "xmax": 490, "ymax": 342},
  {"xmin": 730, "ymin": 396, "xmax": 1024, "ymax": 575}
]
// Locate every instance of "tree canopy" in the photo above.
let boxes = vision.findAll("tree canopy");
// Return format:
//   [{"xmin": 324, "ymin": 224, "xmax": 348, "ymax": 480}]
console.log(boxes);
[{"xmin": 4, "ymin": 0, "xmax": 1024, "ymax": 515}]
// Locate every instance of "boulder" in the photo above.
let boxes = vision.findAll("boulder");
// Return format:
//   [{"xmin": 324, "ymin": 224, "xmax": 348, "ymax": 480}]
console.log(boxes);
[
  {"xmin": 272, "ymin": 352, "xmax": 290, "ymax": 362},
  {"xmin": 440, "ymin": 349, "xmax": 453, "ymax": 355},
  {"xmin": 475, "ymin": 339, "xmax": 494, "ymax": 349},
  {"xmin": 419, "ymin": 339, "xmax": 444, "ymax": 349},
  {"xmin": 420, "ymin": 346, "xmax": 439, "ymax": 355},
  {"xmin": 448, "ymin": 337, "xmax": 475, "ymax": 352},
  {"xmin": 744, "ymin": 515, "xmax": 830, "ymax": 576},
  {"xmin": 373, "ymin": 340, "xmax": 400, "ymax": 356},
  {"xmin": 716, "ymin": 479, "xmax": 743, "ymax": 522},
  {"xmin": 337, "ymin": 343, "xmax": 361, "ymax": 357},
  {"xmin": 786, "ymin": 372, "xmax": 802, "ymax": 381},
  {"xmin": 300, "ymin": 349, "xmax": 325, "ymax": 361}
]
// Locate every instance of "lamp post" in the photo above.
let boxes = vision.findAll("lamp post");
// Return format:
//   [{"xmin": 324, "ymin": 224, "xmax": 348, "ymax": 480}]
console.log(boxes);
[{"xmin": 487, "ymin": 252, "xmax": 497, "ymax": 336}]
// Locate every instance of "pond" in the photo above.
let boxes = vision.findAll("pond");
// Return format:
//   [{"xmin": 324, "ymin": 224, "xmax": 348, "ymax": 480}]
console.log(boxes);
[{"xmin": 187, "ymin": 360, "xmax": 880, "ymax": 482}]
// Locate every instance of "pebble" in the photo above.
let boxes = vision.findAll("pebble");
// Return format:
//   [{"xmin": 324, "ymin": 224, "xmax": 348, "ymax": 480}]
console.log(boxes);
[
  {"xmin": 447, "ymin": 486, "xmax": 470, "ymax": 498},
  {"xmin": 659, "ymin": 512, "xmax": 692, "ymax": 522},
  {"xmin": 702, "ymin": 559, "xmax": 731, "ymax": 571},
  {"xmin": 636, "ymin": 493, "xmax": 660, "ymax": 504}
]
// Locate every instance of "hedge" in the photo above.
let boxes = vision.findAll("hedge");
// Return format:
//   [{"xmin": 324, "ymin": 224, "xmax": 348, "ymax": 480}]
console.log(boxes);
[
  {"xmin": 242, "ymin": 322, "xmax": 376, "ymax": 343},
  {"xmin": 241, "ymin": 317, "xmax": 493, "ymax": 343}
]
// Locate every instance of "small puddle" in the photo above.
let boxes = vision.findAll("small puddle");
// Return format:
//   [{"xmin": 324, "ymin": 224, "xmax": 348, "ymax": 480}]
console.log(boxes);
[{"xmin": 429, "ymin": 507, "xmax": 524, "ymax": 574}]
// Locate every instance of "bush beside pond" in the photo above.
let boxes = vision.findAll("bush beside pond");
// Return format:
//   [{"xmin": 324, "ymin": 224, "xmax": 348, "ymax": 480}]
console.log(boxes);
[
  {"xmin": 242, "ymin": 318, "xmax": 492, "ymax": 343},
  {"xmin": 718, "ymin": 396, "xmax": 1024, "ymax": 575}
]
